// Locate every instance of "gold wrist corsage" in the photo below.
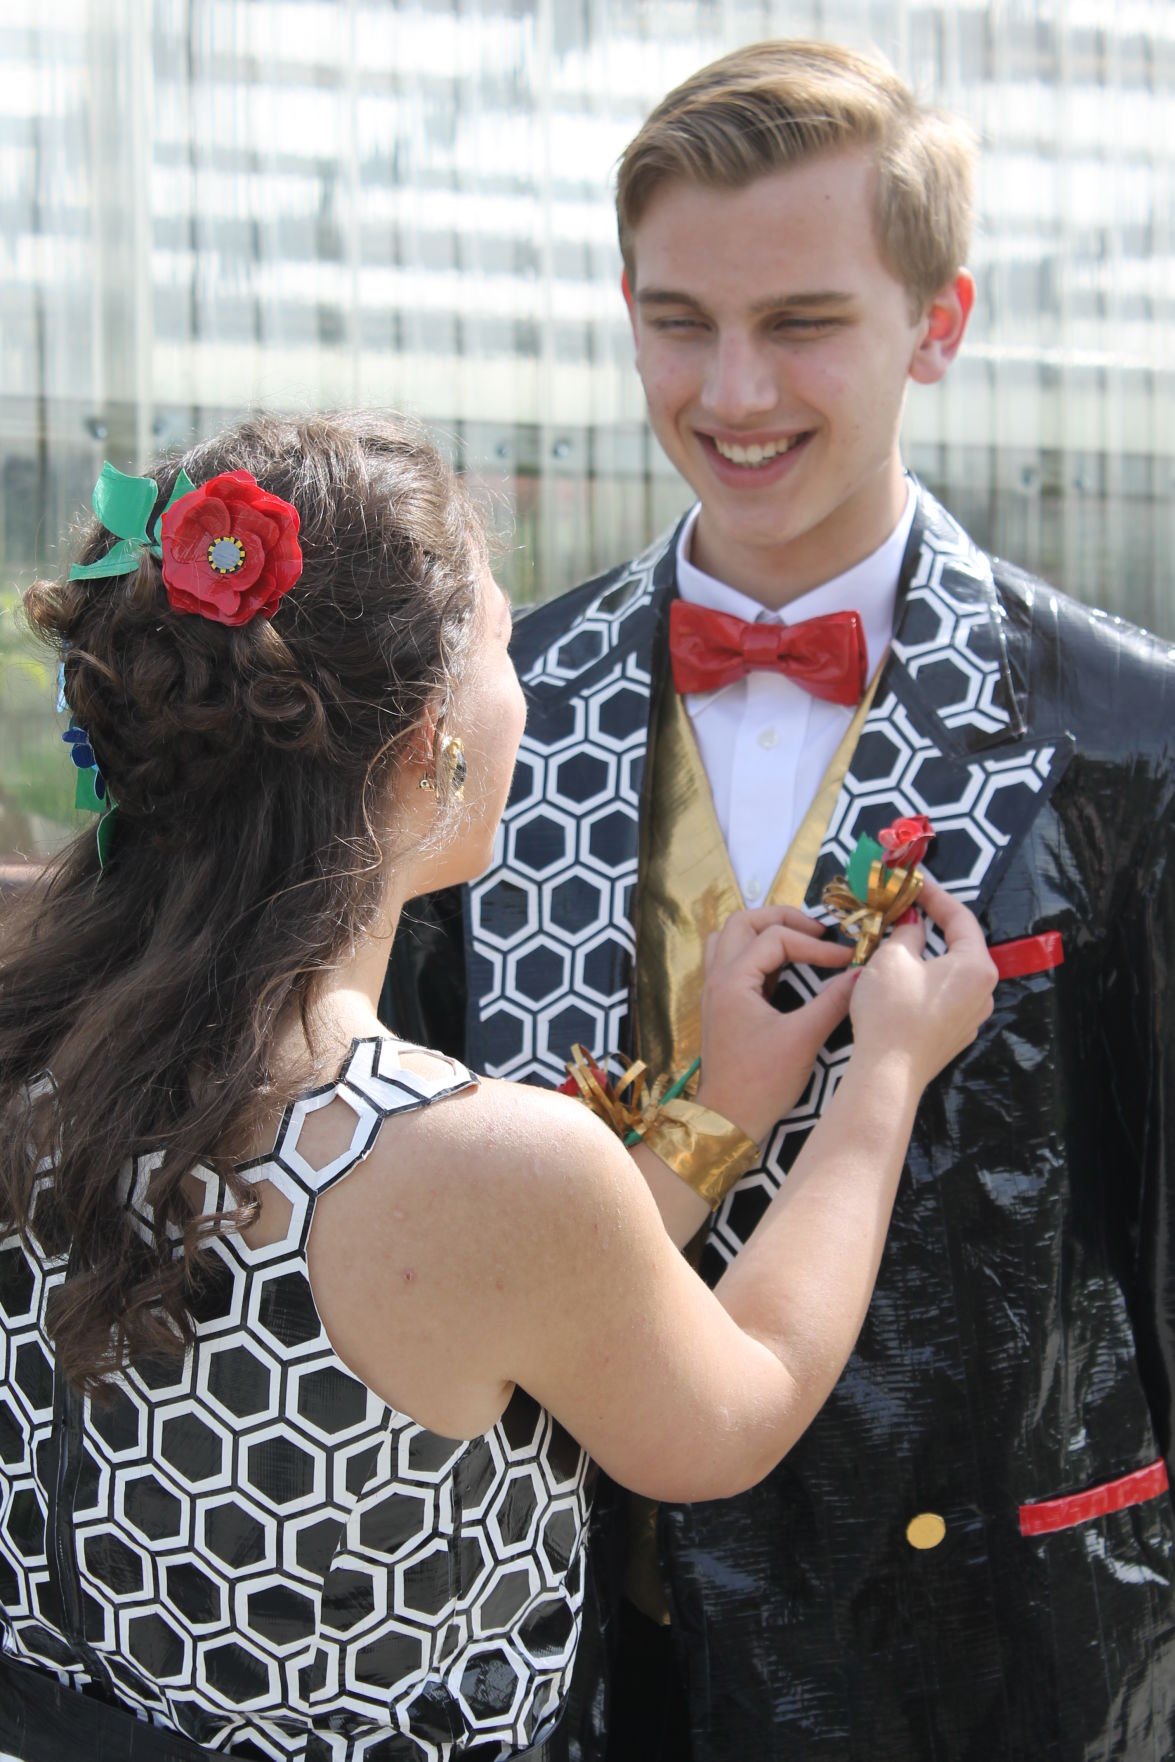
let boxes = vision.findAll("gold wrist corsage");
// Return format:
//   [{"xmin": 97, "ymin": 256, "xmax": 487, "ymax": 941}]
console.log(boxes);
[
  {"xmin": 559, "ymin": 1048, "xmax": 759, "ymax": 1209},
  {"xmin": 637, "ymin": 1099, "xmax": 761, "ymax": 1208}
]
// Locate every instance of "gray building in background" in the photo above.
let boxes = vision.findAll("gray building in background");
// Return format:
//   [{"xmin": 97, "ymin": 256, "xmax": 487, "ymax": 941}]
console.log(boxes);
[{"xmin": 2, "ymin": 0, "xmax": 1173, "ymax": 856}]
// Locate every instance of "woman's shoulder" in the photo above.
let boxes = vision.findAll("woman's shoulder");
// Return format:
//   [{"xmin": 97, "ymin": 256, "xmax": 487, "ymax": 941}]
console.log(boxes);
[
  {"xmin": 356, "ymin": 1056, "xmax": 627, "ymax": 1216},
  {"xmin": 304, "ymin": 1053, "xmax": 636, "ymax": 1435}
]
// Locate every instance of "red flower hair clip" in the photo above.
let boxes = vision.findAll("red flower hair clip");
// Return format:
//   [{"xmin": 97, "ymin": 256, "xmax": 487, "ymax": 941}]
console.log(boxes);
[{"xmin": 161, "ymin": 470, "xmax": 302, "ymax": 627}]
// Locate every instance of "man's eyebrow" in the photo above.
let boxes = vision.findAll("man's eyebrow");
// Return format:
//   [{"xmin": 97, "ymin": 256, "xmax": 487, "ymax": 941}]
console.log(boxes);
[
  {"xmin": 748, "ymin": 289, "xmax": 856, "ymax": 315},
  {"xmin": 635, "ymin": 288, "xmax": 707, "ymax": 309},
  {"xmin": 635, "ymin": 288, "xmax": 856, "ymax": 314}
]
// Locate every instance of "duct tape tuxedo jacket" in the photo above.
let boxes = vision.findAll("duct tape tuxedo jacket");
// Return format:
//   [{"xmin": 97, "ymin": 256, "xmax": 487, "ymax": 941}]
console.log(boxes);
[{"xmin": 384, "ymin": 486, "xmax": 1175, "ymax": 1762}]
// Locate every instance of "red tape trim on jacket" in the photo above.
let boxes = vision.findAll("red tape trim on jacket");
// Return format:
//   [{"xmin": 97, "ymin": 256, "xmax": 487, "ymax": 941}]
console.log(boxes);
[
  {"xmin": 990, "ymin": 931, "xmax": 1064, "ymax": 980},
  {"xmin": 1019, "ymin": 1459, "xmax": 1169, "ymax": 1536}
]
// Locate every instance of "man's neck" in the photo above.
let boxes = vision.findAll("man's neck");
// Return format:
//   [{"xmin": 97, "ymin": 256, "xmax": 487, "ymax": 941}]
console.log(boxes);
[{"xmin": 688, "ymin": 462, "xmax": 911, "ymax": 610}]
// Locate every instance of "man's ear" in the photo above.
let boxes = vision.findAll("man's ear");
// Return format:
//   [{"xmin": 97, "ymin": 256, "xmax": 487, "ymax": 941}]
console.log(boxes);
[
  {"xmin": 909, "ymin": 269, "xmax": 975, "ymax": 385},
  {"xmin": 621, "ymin": 267, "xmax": 639, "ymax": 343}
]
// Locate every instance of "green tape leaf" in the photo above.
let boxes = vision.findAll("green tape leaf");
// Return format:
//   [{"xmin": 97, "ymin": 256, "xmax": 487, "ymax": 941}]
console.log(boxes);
[
  {"xmin": 68, "ymin": 537, "xmax": 145, "ymax": 581},
  {"xmin": 845, "ymin": 833, "xmax": 885, "ymax": 901},
  {"xmin": 162, "ymin": 468, "xmax": 197, "ymax": 513},
  {"xmin": 91, "ymin": 462, "xmax": 158, "ymax": 542},
  {"xmin": 74, "ymin": 767, "xmax": 105, "ymax": 813}
]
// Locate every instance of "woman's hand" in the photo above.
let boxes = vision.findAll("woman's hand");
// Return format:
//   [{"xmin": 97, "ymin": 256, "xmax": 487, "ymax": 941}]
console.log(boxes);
[
  {"xmin": 696, "ymin": 906, "xmax": 856, "ymax": 1142},
  {"xmin": 848, "ymin": 874, "xmax": 997, "ymax": 1084}
]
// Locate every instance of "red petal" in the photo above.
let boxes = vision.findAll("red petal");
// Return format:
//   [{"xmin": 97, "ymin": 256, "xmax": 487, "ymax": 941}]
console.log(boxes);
[
  {"xmin": 232, "ymin": 504, "xmax": 280, "ymax": 551},
  {"xmin": 271, "ymin": 555, "xmax": 303, "ymax": 595},
  {"xmin": 202, "ymin": 471, "xmax": 257, "ymax": 497},
  {"xmin": 226, "ymin": 531, "xmax": 266, "ymax": 593}
]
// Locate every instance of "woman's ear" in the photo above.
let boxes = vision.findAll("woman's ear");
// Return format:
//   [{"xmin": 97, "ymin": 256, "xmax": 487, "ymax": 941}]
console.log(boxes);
[{"xmin": 404, "ymin": 702, "xmax": 441, "ymax": 778}]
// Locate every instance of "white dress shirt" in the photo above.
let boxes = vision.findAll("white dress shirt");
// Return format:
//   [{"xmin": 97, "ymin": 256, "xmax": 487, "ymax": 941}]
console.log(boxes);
[{"xmin": 675, "ymin": 484, "xmax": 916, "ymax": 904}]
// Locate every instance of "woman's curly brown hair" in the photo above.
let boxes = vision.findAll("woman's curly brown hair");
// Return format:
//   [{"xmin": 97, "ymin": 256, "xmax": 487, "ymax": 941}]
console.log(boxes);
[{"xmin": 0, "ymin": 412, "xmax": 483, "ymax": 1394}]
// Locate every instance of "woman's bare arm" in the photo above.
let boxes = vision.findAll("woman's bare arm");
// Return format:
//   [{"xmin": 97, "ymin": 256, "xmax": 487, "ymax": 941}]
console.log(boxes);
[{"xmin": 312, "ymin": 879, "xmax": 995, "ymax": 1503}]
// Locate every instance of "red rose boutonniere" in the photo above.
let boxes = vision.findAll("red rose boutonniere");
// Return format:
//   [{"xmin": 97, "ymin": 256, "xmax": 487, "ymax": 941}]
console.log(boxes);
[
  {"xmin": 823, "ymin": 815, "xmax": 934, "ymax": 965},
  {"xmin": 161, "ymin": 470, "xmax": 302, "ymax": 627},
  {"xmin": 878, "ymin": 813, "xmax": 935, "ymax": 872}
]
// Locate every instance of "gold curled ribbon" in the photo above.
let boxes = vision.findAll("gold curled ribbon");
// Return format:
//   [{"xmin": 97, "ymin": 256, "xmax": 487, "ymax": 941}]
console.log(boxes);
[
  {"xmin": 822, "ymin": 860, "xmax": 925, "ymax": 966},
  {"xmin": 561, "ymin": 1048, "xmax": 760, "ymax": 1207},
  {"xmin": 562, "ymin": 1046, "xmax": 650, "ymax": 1139}
]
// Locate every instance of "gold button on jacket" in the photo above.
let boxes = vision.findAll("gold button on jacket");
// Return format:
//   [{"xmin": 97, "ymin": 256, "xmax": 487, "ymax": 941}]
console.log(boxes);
[{"xmin": 906, "ymin": 1513, "xmax": 947, "ymax": 1550}]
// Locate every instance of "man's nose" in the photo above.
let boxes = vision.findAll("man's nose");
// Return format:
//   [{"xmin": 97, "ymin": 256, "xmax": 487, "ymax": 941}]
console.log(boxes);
[{"xmin": 702, "ymin": 334, "xmax": 777, "ymax": 425}]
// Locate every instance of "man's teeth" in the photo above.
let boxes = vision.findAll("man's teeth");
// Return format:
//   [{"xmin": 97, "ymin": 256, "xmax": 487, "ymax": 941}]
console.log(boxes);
[{"xmin": 712, "ymin": 435, "xmax": 803, "ymax": 466}]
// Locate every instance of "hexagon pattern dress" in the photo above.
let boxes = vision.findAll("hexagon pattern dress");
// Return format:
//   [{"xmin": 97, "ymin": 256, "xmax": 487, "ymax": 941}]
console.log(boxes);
[{"xmin": 0, "ymin": 1037, "xmax": 592, "ymax": 1759}]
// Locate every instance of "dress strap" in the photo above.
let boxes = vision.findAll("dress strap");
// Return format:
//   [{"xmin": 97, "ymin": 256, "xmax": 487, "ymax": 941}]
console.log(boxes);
[
  {"xmin": 250, "ymin": 1036, "xmax": 477, "ymax": 1215},
  {"xmin": 338, "ymin": 1034, "xmax": 476, "ymax": 1117}
]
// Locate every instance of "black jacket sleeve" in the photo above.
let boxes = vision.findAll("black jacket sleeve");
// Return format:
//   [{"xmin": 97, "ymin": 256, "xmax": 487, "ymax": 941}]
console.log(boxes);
[{"xmin": 1104, "ymin": 740, "xmax": 1175, "ymax": 1480}]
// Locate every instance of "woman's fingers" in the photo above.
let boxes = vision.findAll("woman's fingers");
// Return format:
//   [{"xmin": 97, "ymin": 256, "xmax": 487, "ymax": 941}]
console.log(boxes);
[
  {"xmin": 790, "ymin": 969, "xmax": 856, "ymax": 1046},
  {"xmin": 708, "ymin": 914, "xmax": 852, "ymax": 985},
  {"xmin": 917, "ymin": 873, "xmax": 989, "ymax": 956},
  {"xmin": 719, "ymin": 925, "xmax": 851, "ymax": 991},
  {"xmin": 878, "ymin": 910, "xmax": 928, "ymax": 961},
  {"xmin": 735, "ymin": 904, "xmax": 831, "ymax": 935},
  {"xmin": 708, "ymin": 904, "xmax": 832, "ymax": 961}
]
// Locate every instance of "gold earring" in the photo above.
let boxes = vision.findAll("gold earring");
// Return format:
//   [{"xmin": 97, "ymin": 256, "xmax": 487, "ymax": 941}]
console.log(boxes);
[
  {"xmin": 440, "ymin": 735, "xmax": 467, "ymax": 800},
  {"xmin": 418, "ymin": 773, "xmax": 436, "ymax": 791}
]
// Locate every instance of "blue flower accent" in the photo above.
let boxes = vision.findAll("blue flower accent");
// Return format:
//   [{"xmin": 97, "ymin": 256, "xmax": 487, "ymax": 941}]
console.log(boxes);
[
  {"xmin": 62, "ymin": 722, "xmax": 107, "ymax": 800},
  {"xmin": 62, "ymin": 723, "xmax": 95, "ymax": 769}
]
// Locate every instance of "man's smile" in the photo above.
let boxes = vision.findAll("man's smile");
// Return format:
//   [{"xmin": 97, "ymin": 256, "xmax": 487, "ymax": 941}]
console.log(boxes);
[{"xmin": 697, "ymin": 429, "xmax": 815, "ymax": 484}]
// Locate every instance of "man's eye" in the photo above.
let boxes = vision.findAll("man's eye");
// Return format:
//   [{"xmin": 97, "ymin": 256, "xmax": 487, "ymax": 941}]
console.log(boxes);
[
  {"xmin": 652, "ymin": 317, "xmax": 705, "ymax": 332},
  {"xmin": 776, "ymin": 317, "xmax": 839, "ymax": 334}
]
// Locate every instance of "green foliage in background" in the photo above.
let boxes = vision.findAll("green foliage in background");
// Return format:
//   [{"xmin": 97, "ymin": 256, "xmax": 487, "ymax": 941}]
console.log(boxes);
[{"xmin": 0, "ymin": 579, "xmax": 78, "ymax": 860}]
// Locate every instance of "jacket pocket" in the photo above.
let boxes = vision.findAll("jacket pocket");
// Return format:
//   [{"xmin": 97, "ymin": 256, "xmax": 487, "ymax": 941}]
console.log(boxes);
[
  {"xmin": 1019, "ymin": 1457, "xmax": 1169, "ymax": 1535},
  {"xmin": 990, "ymin": 931, "xmax": 1064, "ymax": 981}
]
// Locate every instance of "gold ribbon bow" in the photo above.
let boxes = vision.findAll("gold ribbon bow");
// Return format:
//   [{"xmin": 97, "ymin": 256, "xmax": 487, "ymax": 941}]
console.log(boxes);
[
  {"xmin": 562, "ymin": 1046, "xmax": 651, "ymax": 1139},
  {"xmin": 822, "ymin": 860, "xmax": 924, "ymax": 966}
]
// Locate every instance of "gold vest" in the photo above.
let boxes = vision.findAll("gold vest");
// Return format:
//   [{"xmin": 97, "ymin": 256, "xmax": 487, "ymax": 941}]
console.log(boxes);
[{"xmin": 626, "ymin": 669, "xmax": 881, "ymax": 1622}]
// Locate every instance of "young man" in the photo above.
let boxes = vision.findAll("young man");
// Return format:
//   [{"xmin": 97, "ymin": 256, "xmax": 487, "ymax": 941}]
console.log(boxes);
[{"xmin": 386, "ymin": 41, "xmax": 1175, "ymax": 1762}]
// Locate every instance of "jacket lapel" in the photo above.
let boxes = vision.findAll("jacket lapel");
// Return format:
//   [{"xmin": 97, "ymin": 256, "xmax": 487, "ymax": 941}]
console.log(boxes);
[
  {"xmin": 803, "ymin": 486, "xmax": 1072, "ymax": 913},
  {"xmin": 464, "ymin": 525, "xmax": 679, "ymax": 1083},
  {"xmin": 466, "ymin": 486, "xmax": 1075, "ymax": 1089},
  {"xmin": 709, "ymin": 488, "xmax": 1075, "ymax": 1268}
]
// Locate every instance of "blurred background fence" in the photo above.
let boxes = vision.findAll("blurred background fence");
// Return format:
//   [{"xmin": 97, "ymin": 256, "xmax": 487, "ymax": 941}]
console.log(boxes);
[{"xmin": 2, "ymin": 0, "xmax": 1173, "ymax": 860}]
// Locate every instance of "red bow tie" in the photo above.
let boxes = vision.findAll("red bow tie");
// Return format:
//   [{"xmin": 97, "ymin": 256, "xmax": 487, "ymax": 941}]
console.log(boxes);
[{"xmin": 669, "ymin": 600, "xmax": 867, "ymax": 706}]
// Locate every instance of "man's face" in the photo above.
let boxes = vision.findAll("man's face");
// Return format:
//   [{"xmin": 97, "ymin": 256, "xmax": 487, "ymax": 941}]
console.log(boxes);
[{"xmin": 625, "ymin": 149, "xmax": 965, "ymax": 603}]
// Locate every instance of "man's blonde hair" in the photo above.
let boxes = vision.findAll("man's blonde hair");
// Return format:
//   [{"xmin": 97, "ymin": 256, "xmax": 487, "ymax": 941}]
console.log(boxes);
[{"xmin": 616, "ymin": 40, "xmax": 976, "ymax": 312}]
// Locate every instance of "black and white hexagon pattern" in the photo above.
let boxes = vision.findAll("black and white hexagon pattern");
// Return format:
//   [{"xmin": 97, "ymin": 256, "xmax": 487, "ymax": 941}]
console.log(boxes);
[
  {"xmin": 471, "ymin": 660, "xmax": 656, "ymax": 1087},
  {"xmin": 706, "ymin": 697, "xmax": 1059, "ymax": 1271},
  {"xmin": 468, "ymin": 527, "xmax": 669, "ymax": 1088},
  {"xmin": 0, "ymin": 1039, "xmax": 591, "ymax": 1760},
  {"xmin": 470, "ymin": 490, "xmax": 1061, "ymax": 1108},
  {"xmin": 889, "ymin": 498, "xmax": 1018, "ymax": 738},
  {"xmin": 468, "ymin": 490, "xmax": 1068, "ymax": 1280},
  {"xmin": 522, "ymin": 527, "xmax": 668, "ymax": 693}
]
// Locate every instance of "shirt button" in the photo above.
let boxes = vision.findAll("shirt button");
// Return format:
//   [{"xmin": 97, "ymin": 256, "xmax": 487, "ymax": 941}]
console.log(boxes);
[
  {"xmin": 744, "ymin": 876, "xmax": 763, "ymax": 902},
  {"xmin": 757, "ymin": 726, "xmax": 779, "ymax": 750},
  {"xmin": 905, "ymin": 1513, "xmax": 947, "ymax": 1550}
]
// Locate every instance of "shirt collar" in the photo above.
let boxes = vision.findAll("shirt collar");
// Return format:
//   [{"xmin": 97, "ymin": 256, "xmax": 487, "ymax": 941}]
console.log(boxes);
[{"xmin": 674, "ymin": 480, "xmax": 915, "ymax": 683}]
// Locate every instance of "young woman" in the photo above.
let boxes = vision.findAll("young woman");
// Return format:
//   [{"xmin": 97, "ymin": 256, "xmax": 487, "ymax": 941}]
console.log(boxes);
[{"xmin": 0, "ymin": 413, "xmax": 995, "ymax": 1762}]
